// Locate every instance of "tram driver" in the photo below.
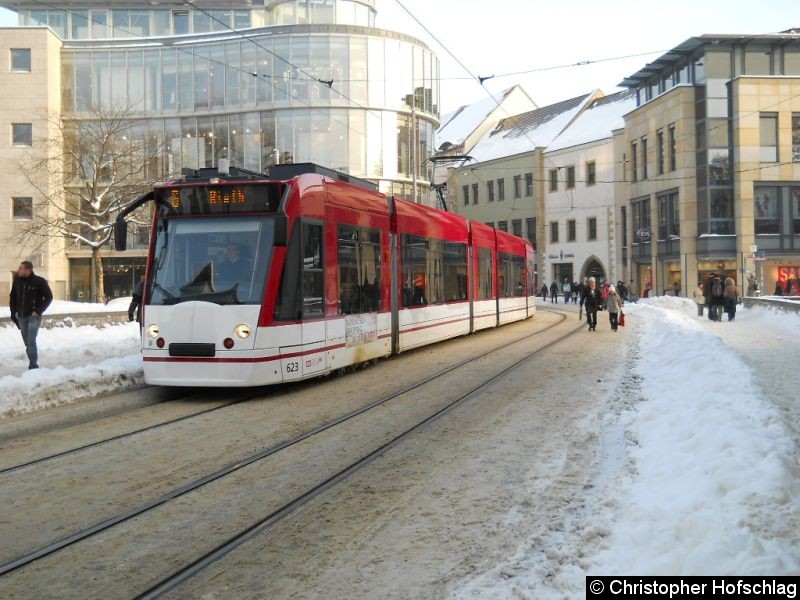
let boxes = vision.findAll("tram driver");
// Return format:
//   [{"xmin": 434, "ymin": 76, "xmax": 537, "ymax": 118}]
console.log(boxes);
[{"xmin": 217, "ymin": 242, "xmax": 253, "ymax": 286}]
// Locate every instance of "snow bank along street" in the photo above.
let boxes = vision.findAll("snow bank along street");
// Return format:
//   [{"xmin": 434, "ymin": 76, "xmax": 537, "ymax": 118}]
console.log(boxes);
[
  {"xmin": 458, "ymin": 298, "xmax": 800, "ymax": 597},
  {"xmin": 0, "ymin": 299, "xmax": 142, "ymax": 417}
]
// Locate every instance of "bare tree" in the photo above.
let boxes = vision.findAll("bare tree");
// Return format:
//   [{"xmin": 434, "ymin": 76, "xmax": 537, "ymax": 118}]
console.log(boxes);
[{"xmin": 17, "ymin": 105, "xmax": 162, "ymax": 302}]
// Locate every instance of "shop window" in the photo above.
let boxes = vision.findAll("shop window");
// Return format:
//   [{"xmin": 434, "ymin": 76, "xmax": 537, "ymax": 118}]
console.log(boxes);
[
  {"xmin": 754, "ymin": 187, "xmax": 780, "ymax": 234},
  {"xmin": 338, "ymin": 225, "xmax": 381, "ymax": 314},
  {"xmin": 11, "ymin": 48, "xmax": 31, "ymax": 72}
]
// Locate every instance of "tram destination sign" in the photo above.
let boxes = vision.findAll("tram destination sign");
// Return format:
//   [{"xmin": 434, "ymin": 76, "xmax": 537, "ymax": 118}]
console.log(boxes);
[{"xmin": 155, "ymin": 183, "xmax": 282, "ymax": 216}]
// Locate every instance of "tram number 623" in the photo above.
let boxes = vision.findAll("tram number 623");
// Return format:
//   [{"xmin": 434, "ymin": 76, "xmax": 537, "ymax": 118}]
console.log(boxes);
[{"xmin": 286, "ymin": 362, "xmax": 300, "ymax": 373}]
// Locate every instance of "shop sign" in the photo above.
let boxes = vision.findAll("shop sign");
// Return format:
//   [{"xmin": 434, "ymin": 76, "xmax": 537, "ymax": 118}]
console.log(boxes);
[
  {"xmin": 637, "ymin": 227, "xmax": 651, "ymax": 239},
  {"xmin": 547, "ymin": 251, "xmax": 575, "ymax": 260},
  {"xmin": 777, "ymin": 266, "xmax": 800, "ymax": 281},
  {"xmin": 754, "ymin": 251, "xmax": 766, "ymax": 261}
]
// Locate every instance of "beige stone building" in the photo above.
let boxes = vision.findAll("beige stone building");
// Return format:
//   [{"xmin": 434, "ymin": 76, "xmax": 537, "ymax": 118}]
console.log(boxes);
[
  {"xmin": 616, "ymin": 32, "xmax": 800, "ymax": 298},
  {"xmin": 0, "ymin": 27, "xmax": 68, "ymax": 301}
]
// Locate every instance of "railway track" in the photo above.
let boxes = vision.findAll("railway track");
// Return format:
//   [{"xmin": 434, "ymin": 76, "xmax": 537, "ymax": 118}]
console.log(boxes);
[{"xmin": 0, "ymin": 308, "xmax": 577, "ymax": 597}]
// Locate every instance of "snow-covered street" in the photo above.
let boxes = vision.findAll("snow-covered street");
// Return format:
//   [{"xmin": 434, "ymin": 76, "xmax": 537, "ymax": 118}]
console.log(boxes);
[
  {"xmin": 0, "ymin": 299, "xmax": 798, "ymax": 595},
  {"xmin": 458, "ymin": 298, "xmax": 800, "ymax": 597}
]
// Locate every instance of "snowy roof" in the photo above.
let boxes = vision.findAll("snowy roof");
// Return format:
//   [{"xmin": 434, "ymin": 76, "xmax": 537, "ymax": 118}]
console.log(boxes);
[
  {"xmin": 468, "ymin": 93, "xmax": 592, "ymax": 163},
  {"xmin": 436, "ymin": 87, "xmax": 518, "ymax": 151},
  {"xmin": 547, "ymin": 90, "xmax": 637, "ymax": 152}
]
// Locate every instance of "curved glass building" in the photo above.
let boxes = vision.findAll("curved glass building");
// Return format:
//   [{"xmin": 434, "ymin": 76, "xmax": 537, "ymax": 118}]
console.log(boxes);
[{"xmin": 17, "ymin": 0, "xmax": 440, "ymax": 200}]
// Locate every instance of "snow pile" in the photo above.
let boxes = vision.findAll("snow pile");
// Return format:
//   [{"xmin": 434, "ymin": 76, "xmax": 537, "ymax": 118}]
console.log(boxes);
[
  {"xmin": 0, "ymin": 298, "xmax": 130, "ymax": 318},
  {"xmin": 593, "ymin": 301, "xmax": 799, "ymax": 575},
  {"xmin": 0, "ymin": 321, "xmax": 143, "ymax": 418}
]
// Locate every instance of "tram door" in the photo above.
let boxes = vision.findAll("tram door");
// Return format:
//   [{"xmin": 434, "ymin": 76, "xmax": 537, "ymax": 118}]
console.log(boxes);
[{"xmin": 279, "ymin": 221, "xmax": 328, "ymax": 381}]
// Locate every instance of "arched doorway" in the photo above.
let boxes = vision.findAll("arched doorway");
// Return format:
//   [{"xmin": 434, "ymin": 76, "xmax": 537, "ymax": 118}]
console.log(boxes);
[{"xmin": 582, "ymin": 257, "xmax": 607, "ymax": 282}]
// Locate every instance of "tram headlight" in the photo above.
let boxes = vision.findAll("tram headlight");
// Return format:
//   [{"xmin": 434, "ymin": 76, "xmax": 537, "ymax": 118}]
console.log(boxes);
[
  {"xmin": 147, "ymin": 324, "xmax": 160, "ymax": 338},
  {"xmin": 234, "ymin": 324, "xmax": 251, "ymax": 339}
]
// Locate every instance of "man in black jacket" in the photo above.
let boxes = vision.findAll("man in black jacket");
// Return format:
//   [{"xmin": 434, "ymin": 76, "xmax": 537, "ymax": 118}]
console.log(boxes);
[
  {"xmin": 9, "ymin": 261, "xmax": 53, "ymax": 369},
  {"xmin": 581, "ymin": 277, "xmax": 600, "ymax": 331}
]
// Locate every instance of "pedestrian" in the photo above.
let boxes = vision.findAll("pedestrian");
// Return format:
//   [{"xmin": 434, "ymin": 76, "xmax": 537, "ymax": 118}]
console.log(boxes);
[
  {"xmin": 550, "ymin": 281, "xmax": 558, "ymax": 303},
  {"xmin": 643, "ymin": 281, "xmax": 652, "ymax": 298},
  {"xmin": 9, "ymin": 261, "xmax": 53, "ymax": 370},
  {"xmin": 600, "ymin": 280, "xmax": 610, "ymax": 311},
  {"xmin": 709, "ymin": 273, "xmax": 725, "ymax": 321},
  {"xmin": 540, "ymin": 283, "xmax": 548, "ymax": 301},
  {"xmin": 723, "ymin": 277, "xmax": 738, "ymax": 321},
  {"xmin": 746, "ymin": 273, "xmax": 758, "ymax": 297},
  {"xmin": 128, "ymin": 279, "xmax": 144, "ymax": 324},
  {"xmin": 563, "ymin": 279, "xmax": 571, "ymax": 303},
  {"xmin": 672, "ymin": 281, "xmax": 681, "ymax": 297},
  {"xmin": 582, "ymin": 277, "xmax": 600, "ymax": 331},
  {"xmin": 773, "ymin": 281, "xmax": 783, "ymax": 296},
  {"xmin": 606, "ymin": 284, "xmax": 623, "ymax": 331},
  {"xmin": 693, "ymin": 281, "xmax": 705, "ymax": 317},
  {"xmin": 571, "ymin": 281, "xmax": 579, "ymax": 304}
]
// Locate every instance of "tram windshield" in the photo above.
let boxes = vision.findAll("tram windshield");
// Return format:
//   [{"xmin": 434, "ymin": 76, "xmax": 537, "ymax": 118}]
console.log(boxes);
[{"xmin": 148, "ymin": 217, "xmax": 274, "ymax": 306}]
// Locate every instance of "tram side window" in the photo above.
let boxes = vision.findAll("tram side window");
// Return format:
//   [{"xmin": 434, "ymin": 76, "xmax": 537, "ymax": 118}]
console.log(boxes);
[
  {"xmin": 274, "ymin": 221, "xmax": 323, "ymax": 320},
  {"xmin": 338, "ymin": 225, "xmax": 382, "ymax": 314},
  {"xmin": 401, "ymin": 235, "xmax": 430, "ymax": 307},
  {"xmin": 443, "ymin": 242, "xmax": 468, "ymax": 301},
  {"xmin": 477, "ymin": 247, "xmax": 493, "ymax": 300},
  {"xmin": 499, "ymin": 252, "xmax": 526, "ymax": 298}
]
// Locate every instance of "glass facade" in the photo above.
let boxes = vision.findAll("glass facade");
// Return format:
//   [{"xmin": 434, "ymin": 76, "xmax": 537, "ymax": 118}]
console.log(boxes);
[{"xmin": 60, "ymin": 27, "xmax": 439, "ymax": 199}]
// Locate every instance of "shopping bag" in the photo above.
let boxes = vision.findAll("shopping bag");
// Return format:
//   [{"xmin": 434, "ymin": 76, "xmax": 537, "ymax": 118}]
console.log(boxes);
[{"xmin": 619, "ymin": 311, "xmax": 626, "ymax": 327}]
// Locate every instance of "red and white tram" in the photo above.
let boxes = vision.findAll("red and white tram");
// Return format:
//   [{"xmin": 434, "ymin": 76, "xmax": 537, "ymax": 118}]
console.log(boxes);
[{"xmin": 116, "ymin": 164, "xmax": 536, "ymax": 387}]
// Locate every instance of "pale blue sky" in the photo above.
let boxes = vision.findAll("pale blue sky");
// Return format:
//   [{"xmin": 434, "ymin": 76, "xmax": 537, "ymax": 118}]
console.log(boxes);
[{"xmin": 2, "ymin": 1, "xmax": 798, "ymax": 113}]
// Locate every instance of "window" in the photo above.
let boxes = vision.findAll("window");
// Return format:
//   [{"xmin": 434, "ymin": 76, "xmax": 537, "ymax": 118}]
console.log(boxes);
[
  {"xmin": 567, "ymin": 219, "xmax": 576, "ymax": 242},
  {"xmin": 477, "ymin": 247, "xmax": 493, "ymax": 300},
  {"xmin": 621, "ymin": 206, "xmax": 628, "ymax": 247},
  {"xmin": 512, "ymin": 219, "xmax": 522, "ymax": 237},
  {"xmin": 525, "ymin": 173, "xmax": 533, "ymax": 197},
  {"xmin": 12, "ymin": 197, "xmax": 33, "ymax": 220},
  {"xmin": 274, "ymin": 221, "xmax": 324, "ymax": 320},
  {"xmin": 462, "ymin": 185, "xmax": 469, "ymax": 206},
  {"xmin": 472, "ymin": 183, "xmax": 479, "ymax": 205},
  {"xmin": 498, "ymin": 252, "xmax": 525, "ymax": 298},
  {"xmin": 549, "ymin": 169, "xmax": 558, "ymax": 192},
  {"xmin": 550, "ymin": 221, "xmax": 559, "ymax": 243},
  {"xmin": 497, "ymin": 179, "xmax": 505, "ymax": 201},
  {"xmin": 173, "ymin": 10, "xmax": 190, "ymax": 35},
  {"xmin": 641, "ymin": 136, "xmax": 648, "ymax": 179},
  {"xmin": 760, "ymin": 113, "xmax": 778, "ymax": 162},
  {"xmin": 709, "ymin": 189, "xmax": 734, "ymax": 234},
  {"xmin": 754, "ymin": 187, "xmax": 780, "ymax": 234},
  {"xmin": 632, "ymin": 197, "xmax": 651, "ymax": 243},
  {"xmin": 588, "ymin": 217, "xmax": 597, "ymax": 241},
  {"xmin": 71, "ymin": 10, "xmax": 90, "ymax": 39},
  {"xmin": 526, "ymin": 218, "xmax": 536, "ymax": 248},
  {"xmin": 12, "ymin": 123, "xmax": 32, "ymax": 146},
  {"xmin": 487, "ymin": 180, "xmax": 495, "ymax": 203},
  {"xmin": 338, "ymin": 226, "xmax": 381, "ymax": 314},
  {"xmin": 513, "ymin": 175, "xmax": 521, "ymax": 199},
  {"xmin": 485, "ymin": 222, "xmax": 494, "ymax": 228},
  {"xmin": 668, "ymin": 125, "xmax": 677, "ymax": 171},
  {"xmin": 793, "ymin": 188, "xmax": 800, "ymax": 235},
  {"xmin": 566, "ymin": 166, "xmax": 575, "ymax": 189},
  {"xmin": 657, "ymin": 130, "xmax": 665, "ymax": 175},
  {"xmin": 11, "ymin": 49, "xmax": 31, "ymax": 72},
  {"xmin": 586, "ymin": 162, "xmax": 596, "ymax": 186},
  {"xmin": 631, "ymin": 141, "xmax": 638, "ymax": 182},
  {"xmin": 91, "ymin": 10, "xmax": 109, "ymax": 38},
  {"xmin": 792, "ymin": 114, "xmax": 800, "ymax": 163},
  {"xmin": 498, "ymin": 220, "xmax": 508, "ymax": 232},
  {"xmin": 401, "ymin": 236, "xmax": 467, "ymax": 306}
]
